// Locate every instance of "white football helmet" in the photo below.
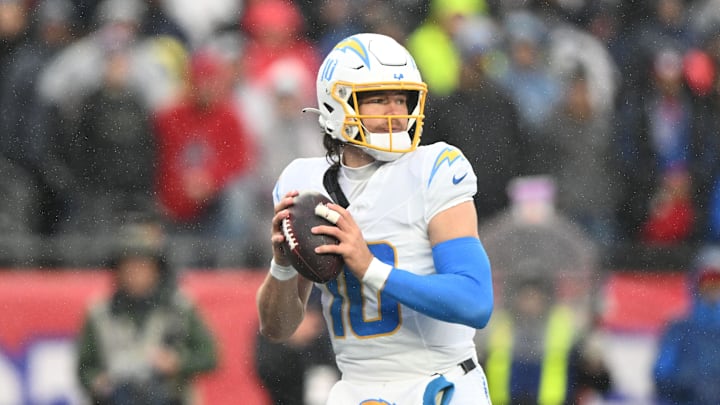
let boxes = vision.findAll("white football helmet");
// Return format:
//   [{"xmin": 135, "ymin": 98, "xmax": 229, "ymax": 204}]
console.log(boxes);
[{"xmin": 305, "ymin": 33, "xmax": 427, "ymax": 161}]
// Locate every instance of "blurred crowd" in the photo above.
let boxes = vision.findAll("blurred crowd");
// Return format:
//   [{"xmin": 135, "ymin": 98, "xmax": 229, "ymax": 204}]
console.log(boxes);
[
  {"xmin": 2, "ymin": 1, "xmax": 720, "ymax": 403},
  {"xmin": 2, "ymin": 0, "xmax": 720, "ymax": 270}
]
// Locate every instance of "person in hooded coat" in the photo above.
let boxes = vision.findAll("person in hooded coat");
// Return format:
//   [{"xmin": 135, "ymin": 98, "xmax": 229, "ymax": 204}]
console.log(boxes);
[
  {"xmin": 654, "ymin": 245, "xmax": 720, "ymax": 404},
  {"xmin": 76, "ymin": 235, "xmax": 218, "ymax": 405}
]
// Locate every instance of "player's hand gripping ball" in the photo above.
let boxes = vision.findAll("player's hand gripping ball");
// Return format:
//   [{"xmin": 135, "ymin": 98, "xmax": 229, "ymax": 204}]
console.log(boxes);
[{"xmin": 281, "ymin": 191, "xmax": 344, "ymax": 283}]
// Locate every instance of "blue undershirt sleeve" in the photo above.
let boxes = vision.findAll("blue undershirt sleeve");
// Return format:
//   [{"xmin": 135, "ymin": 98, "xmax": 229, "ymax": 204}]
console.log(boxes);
[{"xmin": 381, "ymin": 237, "xmax": 494, "ymax": 329}]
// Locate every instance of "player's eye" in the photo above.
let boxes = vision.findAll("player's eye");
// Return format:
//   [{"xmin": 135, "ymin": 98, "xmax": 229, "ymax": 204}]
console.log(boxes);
[
  {"xmin": 392, "ymin": 96, "xmax": 407, "ymax": 105},
  {"xmin": 366, "ymin": 97, "xmax": 385, "ymax": 104}
]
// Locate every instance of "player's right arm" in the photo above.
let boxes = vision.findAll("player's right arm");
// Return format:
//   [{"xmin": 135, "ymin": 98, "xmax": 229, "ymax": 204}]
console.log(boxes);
[{"xmin": 256, "ymin": 190, "xmax": 314, "ymax": 342}]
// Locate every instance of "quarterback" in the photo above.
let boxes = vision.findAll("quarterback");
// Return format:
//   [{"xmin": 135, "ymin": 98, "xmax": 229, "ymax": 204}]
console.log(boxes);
[{"xmin": 256, "ymin": 33, "xmax": 494, "ymax": 405}]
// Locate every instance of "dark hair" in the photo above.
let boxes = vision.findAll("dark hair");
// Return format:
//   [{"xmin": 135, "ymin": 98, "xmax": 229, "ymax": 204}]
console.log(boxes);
[{"xmin": 323, "ymin": 133, "xmax": 343, "ymax": 166}]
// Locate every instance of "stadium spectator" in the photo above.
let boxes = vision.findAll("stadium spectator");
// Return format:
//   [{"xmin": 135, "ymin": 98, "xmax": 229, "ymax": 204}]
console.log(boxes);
[
  {"xmin": 296, "ymin": 0, "xmax": 362, "ymax": 57},
  {"xmin": 613, "ymin": 48, "xmax": 698, "ymax": 244},
  {"xmin": 244, "ymin": 58, "xmax": 322, "ymax": 195},
  {"xmin": 477, "ymin": 274, "xmax": 612, "ymax": 405},
  {"xmin": 152, "ymin": 48, "xmax": 256, "ymax": 266},
  {"xmin": 76, "ymin": 223, "xmax": 218, "ymax": 405},
  {"xmin": 406, "ymin": 0, "xmax": 487, "ymax": 97},
  {"xmin": 0, "ymin": 0, "xmax": 29, "ymax": 67},
  {"xmin": 494, "ymin": 10, "xmax": 563, "ymax": 138},
  {"xmin": 545, "ymin": 9, "xmax": 620, "ymax": 120},
  {"xmin": 298, "ymin": 0, "xmax": 428, "ymax": 50},
  {"xmin": 654, "ymin": 245, "xmax": 720, "ymax": 404},
  {"xmin": 239, "ymin": 0, "xmax": 320, "ymax": 92},
  {"xmin": 581, "ymin": 2, "xmax": 628, "ymax": 73},
  {"xmin": 0, "ymin": 0, "xmax": 718, "ymax": 279},
  {"xmin": 424, "ymin": 15, "xmax": 525, "ymax": 225},
  {"xmin": 689, "ymin": 0, "xmax": 720, "ymax": 39},
  {"xmin": 479, "ymin": 176, "xmax": 598, "ymax": 312},
  {"xmin": 158, "ymin": 0, "xmax": 240, "ymax": 48},
  {"xmin": 38, "ymin": 0, "xmax": 148, "ymax": 119},
  {"xmin": 64, "ymin": 33, "xmax": 157, "ymax": 234},
  {"xmin": 38, "ymin": 0, "xmax": 190, "ymax": 119},
  {"xmin": 0, "ymin": 157, "xmax": 38, "ymax": 237},
  {"xmin": 137, "ymin": 0, "xmax": 189, "ymax": 46},
  {"xmin": 687, "ymin": 30, "xmax": 720, "ymax": 243},
  {"xmin": 0, "ymin": 0, "xmax": 77, "ymax": 235},
  {"xmin": 539, "ymin": 67, "xmax": 620, "ymax": 246},
  {"xmin": 354, "ymin": 0, "xmax": 413, "ymax": 41},
  {"xmin": 479, "ymin": 176, "xmax": 600, "ymax": 372},
  {"xmin": 222, "ymin": 58, "xmax": 323, "ymax": 243},
  {"xmin": 622, "ymin": 0, "xmax": 696, "ymax": 92}
]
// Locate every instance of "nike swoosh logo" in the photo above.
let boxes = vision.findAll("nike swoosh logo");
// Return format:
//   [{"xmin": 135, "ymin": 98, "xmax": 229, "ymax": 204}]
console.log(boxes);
[{"xmin": 452, "ymin": 173, "xmax": 468, "ymax": 185}]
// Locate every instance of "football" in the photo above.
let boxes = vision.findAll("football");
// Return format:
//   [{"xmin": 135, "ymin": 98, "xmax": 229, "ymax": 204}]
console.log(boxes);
[{"xmin": 281, "ymin": 191, "xmax": 344, "ymax": 283}]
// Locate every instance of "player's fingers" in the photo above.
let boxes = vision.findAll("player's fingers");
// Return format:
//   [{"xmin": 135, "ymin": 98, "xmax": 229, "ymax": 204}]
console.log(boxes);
[
  {"xmin": 270, "ymin": 232, "xmax": 285, "ymax": 244},
  {"xmin": 314, "ymin": 239, "xmax": 349, "ymax": 256},
  {"xmin": 271, "ymin": 209, "xmax": 290, "ymax": 232},
  {"xmin": 274, "ymin": 190, "xmax": 300, "ymax": 214},
  {"xmin": 311, "ymin": 224, "xmax": 342, "ymax": 238},
  {"xmin": 313, "ymin": 223, "xmax": 364, "ymax": 253},
  {"xmin": 324, "ymin": 203, "xmax": 356, "ymax": 229},
  {"xmin": 315, "ymin": 203, "xmax": 340, "ymax": 224}
]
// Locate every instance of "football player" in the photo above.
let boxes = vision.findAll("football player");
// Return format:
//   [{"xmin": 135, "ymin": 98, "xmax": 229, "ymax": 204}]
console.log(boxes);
[{"xmin": 256, "ymin": 33, "xmax": 494, "ymax": 405}]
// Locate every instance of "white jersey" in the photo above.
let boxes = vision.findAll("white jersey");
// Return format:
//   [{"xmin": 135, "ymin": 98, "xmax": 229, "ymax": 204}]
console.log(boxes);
[{"xmin": 273, "ymin": 142, "xmax": 479, "ymax": 383}]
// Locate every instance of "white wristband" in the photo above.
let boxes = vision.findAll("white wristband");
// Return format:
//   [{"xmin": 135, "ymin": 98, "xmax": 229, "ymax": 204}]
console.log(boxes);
[
  {"xmin": 269, "ymin": 259, "xmax": 298, "ymax": 281},
  {"xmin": 362, "ymin": 257, "xmax": 392, "ymax": 290}
]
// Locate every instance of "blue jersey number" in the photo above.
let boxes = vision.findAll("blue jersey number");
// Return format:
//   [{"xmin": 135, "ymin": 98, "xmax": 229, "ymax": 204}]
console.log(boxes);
[{"xmin": 326, "ymin": 243, "xmax": 401, "ymax": 338}]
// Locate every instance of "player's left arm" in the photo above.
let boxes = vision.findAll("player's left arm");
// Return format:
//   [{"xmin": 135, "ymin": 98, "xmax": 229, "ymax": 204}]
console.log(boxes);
[
  {"xmin": 365, "ymin": 144, "xmax": 493, "ymax": 329},
  {"xmin": 316, "ymin": 200, "xmax": 493, "ymax": 329},
  {"xmin": 365, "ymin": 200, "xmax": 494, "ymax": 329}
]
